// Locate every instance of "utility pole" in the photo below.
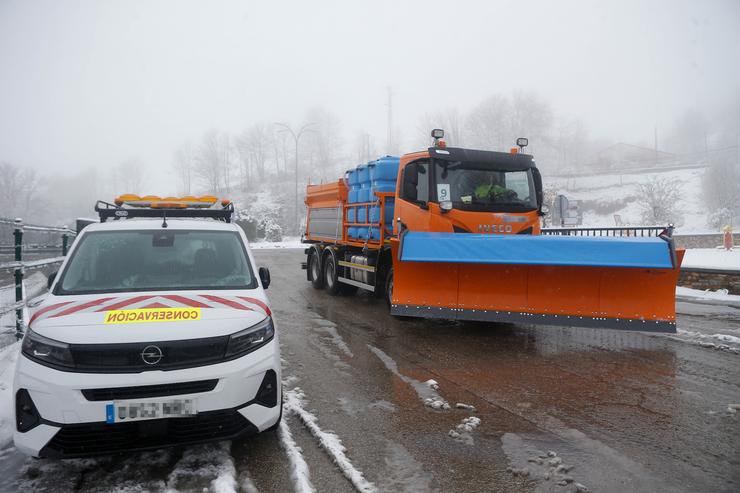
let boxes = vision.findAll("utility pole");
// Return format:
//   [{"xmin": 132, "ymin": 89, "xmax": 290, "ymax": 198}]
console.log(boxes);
[
  {"xmin": 386, "ymin": 87, "xmax": 393, "ymax": 154},
  {"xmin": 275, "ymin": 122, "xmax": 316, "ymax": 233}
]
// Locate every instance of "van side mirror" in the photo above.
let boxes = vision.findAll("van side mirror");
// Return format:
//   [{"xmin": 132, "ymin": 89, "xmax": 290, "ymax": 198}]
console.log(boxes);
[
  {"xmin": 47, "ymin": 271, "xmax": 58, "ymax": 290},
  {"xmin": 259, "ymin": 267, "xmax": 271, "ymax": 289}
]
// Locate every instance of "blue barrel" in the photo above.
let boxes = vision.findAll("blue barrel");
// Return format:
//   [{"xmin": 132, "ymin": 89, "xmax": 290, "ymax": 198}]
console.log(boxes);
[
  {"xmin": 348, "ymin": 168, "xmax": 361, "ymax": 204},
  {"xmin": 358, "ymin": 207, "xmax": 367, "ymax": 224},
  {"xmin": 348, "ymin": 226, "xmax": 358, "ymax": 239},
  {"xmin": 369, "ymin": 205, "xmax": 380, "ymax": 223},
  {"xmin": 369, "ymin": 227, "xmax": 381, "ymax": 240},
  {"xmin": 348, "ymin": 207, "xmax": 356, "ymax": 223},
  {"xmin": 357, "ymin": 163, "xmax": 371, "ymax": 203}
]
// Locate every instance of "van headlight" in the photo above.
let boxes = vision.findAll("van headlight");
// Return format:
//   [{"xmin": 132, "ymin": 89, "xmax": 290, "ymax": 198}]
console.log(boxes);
[
  {"xmin": 225, "ymin": 317, "xmax": 274, "ymax": 358},
  {"xmin": 21, "ymin": 329, "xmax": 75, "ymax": 369}
]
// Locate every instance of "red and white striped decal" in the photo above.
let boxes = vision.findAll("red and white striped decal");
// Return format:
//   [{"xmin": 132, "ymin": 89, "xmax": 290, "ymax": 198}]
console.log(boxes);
[{"xmin": 29, "ymin": 293, "xmax": 269, "ymax": 326}]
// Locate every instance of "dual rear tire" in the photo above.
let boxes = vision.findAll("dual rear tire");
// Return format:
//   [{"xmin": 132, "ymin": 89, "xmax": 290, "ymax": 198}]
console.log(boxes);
[{"xmin": 309, "ymin": 249, "xmax": 357, "ymax": 296}]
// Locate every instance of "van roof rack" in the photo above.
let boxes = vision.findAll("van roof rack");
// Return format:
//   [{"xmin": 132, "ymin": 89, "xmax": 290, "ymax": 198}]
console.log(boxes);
[{"xmin": 95, "ymin": 200, "xmax": 234, "ymax": 223}]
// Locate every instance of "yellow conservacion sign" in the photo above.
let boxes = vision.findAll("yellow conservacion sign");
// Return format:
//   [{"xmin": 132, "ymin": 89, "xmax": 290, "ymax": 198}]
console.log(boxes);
[{"xmin": 104, "ymin": 308, "xmax": 201, "ymax": 324}]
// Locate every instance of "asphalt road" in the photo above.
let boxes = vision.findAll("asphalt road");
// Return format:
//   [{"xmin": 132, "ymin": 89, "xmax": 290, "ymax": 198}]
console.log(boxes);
[{"xmin": 1, "ymin": 248, "xmax": 738, "ymax": 492}]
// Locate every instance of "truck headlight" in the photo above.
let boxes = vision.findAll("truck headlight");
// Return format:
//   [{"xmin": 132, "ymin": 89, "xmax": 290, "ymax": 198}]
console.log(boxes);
[
  {"xmin": 225, "ymin": 317, "xmax": 274, "ymax": 358},
  {"xmin": 21, "ymin": 329, "xmax": 75, "ymax": 369}
]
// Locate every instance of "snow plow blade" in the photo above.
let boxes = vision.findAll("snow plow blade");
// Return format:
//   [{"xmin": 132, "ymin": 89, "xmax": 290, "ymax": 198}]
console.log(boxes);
[{"xmin": 391, "ymin": 232, "xmax": 684, "ymax": 333}]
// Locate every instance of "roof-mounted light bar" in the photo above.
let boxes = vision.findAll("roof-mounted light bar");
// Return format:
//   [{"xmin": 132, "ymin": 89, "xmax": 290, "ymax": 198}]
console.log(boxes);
[{"xmin": 96, "ymin": 195, "xmax": 234, "ymax": 223}]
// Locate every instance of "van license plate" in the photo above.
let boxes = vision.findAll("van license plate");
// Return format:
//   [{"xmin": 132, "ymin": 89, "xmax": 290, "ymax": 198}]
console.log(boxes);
[{"xmin": 105, "ymin": 399, "xmax": 196, "ymax": 423}]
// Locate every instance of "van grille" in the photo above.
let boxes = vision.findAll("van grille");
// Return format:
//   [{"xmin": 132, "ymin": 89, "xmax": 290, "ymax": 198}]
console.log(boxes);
[
  {"xmin": 81, "ymin": 379, "xmax": 219, "ymax": 401},
  {"xmin": 41, "ymin": 408, "xmax": 256, "ymax": 458},
  {"xmin": 67, "ymin": 336, "xmax": 229, "ymax": 373}
]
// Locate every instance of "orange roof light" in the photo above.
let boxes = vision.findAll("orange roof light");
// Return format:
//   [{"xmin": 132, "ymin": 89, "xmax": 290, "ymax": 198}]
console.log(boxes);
[
  {"xmin": 114, "ymin": 195, "xmax": 226, "ymax": 209},
  {"xmin": 510, "ymin": 147, "xmax": 519, "ymax": 154}
]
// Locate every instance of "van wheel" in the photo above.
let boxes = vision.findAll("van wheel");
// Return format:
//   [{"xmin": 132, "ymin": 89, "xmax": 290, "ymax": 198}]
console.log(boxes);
[
  {"xmin": 324, "ymin": 253, "xmax": 341, "ymax": 296},
  {"xmin": 308, "ymin": 251, "xmax": 324, "ymax": 289}
]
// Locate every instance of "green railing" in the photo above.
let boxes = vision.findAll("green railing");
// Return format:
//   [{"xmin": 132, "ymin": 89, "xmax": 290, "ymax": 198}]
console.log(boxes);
[{"xmin": 0, "ymin": 217, "xmax": 75, "ymax": 340}]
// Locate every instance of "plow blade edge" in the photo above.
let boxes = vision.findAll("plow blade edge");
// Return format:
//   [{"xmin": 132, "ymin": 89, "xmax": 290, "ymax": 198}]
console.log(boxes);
[{"xmin": 391, "ymin": 232, "xmax": 684, "ymax": 333}]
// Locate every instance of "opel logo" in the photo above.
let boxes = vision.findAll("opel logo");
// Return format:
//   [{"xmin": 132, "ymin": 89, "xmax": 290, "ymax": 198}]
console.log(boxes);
[{"xmin": 140, "ymin": 345, "xmax": 163, "ymax": 365}]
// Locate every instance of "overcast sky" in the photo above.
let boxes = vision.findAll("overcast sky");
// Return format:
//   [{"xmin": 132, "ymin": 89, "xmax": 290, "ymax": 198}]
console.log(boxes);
[{"xmin": 1, "ymin": 0, "xmax": 738, "ymax": 186}]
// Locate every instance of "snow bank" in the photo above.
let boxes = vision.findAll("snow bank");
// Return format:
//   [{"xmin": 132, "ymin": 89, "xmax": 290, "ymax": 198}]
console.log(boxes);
[
  {"xmin": 165, "ymin": 441, "xmax": 238, "ymax": 493},
  {"xmin": 0, "ymin": 342, "xmax": 19, "ymax": 447},
  {"xmin": 681, "ymin": 248, "xmax": 740, "ymax": 271},
  {"xmin": 676, "ymin": 286, "xmax": 740, "ymax": 303},
  {"xmin": 284, "ymin": 388, "xmax": 376, "ymax": 493}
]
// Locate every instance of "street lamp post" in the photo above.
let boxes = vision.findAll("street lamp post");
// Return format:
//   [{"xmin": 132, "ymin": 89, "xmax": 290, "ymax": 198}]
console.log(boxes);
[{"xmin": 275, "ymin": 122, "xmax": 315, "ymax": 233}]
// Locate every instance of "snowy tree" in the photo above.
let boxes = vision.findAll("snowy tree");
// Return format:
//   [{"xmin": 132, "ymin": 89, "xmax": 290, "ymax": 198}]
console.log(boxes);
[
  {"xmin": 636, "ymin": 176, "xmax": 683, "ymax": 226},
  {"xmin": 702, "ymin": 151, "xmax": 740, "ymax": 228},
  {"xmin": 0, "ymin": 162, "xmax": 44, "ymax": 219}
]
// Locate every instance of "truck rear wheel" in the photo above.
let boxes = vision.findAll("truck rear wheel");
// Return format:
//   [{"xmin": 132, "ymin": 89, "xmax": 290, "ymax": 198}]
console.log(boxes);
[
  {"xmin": 324, "ymin": 253, "xmax": 341, "ymax": 296},
  {"xmin": 308, "ymin": 251, "xmax": 324, "ymax": 289}
]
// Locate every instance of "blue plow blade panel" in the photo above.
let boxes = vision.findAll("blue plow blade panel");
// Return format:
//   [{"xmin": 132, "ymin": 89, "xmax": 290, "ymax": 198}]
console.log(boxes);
[{"xmin": 400, "ymin": 232, "xmax": 674, "ymax": 269}]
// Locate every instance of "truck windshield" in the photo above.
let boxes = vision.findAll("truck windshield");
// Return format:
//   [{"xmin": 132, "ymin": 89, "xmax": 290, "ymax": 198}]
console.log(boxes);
[
  {"xmin": 56, "ymin": 230, "xmax": 256, "ymax": 295},
  {"xmin": 434, "ymin": 161, "xmax": 537, "ymax": 212}
]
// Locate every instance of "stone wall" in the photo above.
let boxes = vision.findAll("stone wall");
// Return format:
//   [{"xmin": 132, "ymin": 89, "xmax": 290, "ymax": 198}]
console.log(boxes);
[
  {"xmin": 673, "ymin": 233, "xmax": 739, "ymax": 249},
  {"xmin": 678, "ymin": 268, "xmax": 740, "ymax": 295}
]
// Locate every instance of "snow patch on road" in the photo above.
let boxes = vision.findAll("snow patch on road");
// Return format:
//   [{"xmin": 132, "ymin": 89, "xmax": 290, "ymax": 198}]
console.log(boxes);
[
  {"xmin": 367, "ymin": 345, "xmax": 450, "ymax": 410},
  {"xmin": 448, "ymin": 416, "xmax": 481, "ymax": 445},
  {"xmin": 0, "ymin": 342, "xmax": 19, "ymax": 447},
  {"xmin": 376, "ymin": 440, "xmax": 434, "ymax": 493},
  {"xmin": 165, "ymin": 441, "xmax": 237, "ymax": 493},
  {"xmin": 671, "ymin": 329, "xmax": 740, "ymax": 354},
  {"xmin": 311, "ymin": 317, "xmax": 354, "ymax": 358},
  {"xmin": 278, "ymin": 417, "xmax": 315, "ymax": 493},
  {"xmin": 285, "ymin": 388, "xmax": 377, "ymax": 493},
  {"xmin": 502, "ymin": 434, "xmax": 588, "ymax": 492},
  {"xmin": 676, "ymin": 286, "xmax": 740, "ymax": 303}
]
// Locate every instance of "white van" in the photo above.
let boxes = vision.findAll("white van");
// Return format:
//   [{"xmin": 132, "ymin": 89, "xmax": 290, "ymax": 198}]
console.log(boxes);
[{"xmin": 14, "ymin": 197, "xmax": 281, "ymax": 458}]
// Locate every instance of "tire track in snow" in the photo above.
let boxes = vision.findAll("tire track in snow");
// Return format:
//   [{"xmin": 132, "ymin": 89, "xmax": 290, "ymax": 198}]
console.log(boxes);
[
  {"xmin": 165, "ymin": 441, "xmax": 238, "ymax": 493},
  {"xmin": 284, "ymin": 388, "xmax": 377, "ymax": 493},
  {"xmin": 277, "ymin": 416, "xmax": 315, "ymax": 493}
]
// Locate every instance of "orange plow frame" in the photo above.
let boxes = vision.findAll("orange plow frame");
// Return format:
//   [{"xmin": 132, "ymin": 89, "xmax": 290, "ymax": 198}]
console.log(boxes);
[{"xmin": 390, "ymin": 239, "xmax": 684, "ymax": 333}]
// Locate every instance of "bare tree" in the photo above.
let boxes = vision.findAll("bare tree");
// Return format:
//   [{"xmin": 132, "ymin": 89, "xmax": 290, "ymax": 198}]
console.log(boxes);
[
  {"xmin": 195, "ymin": 130, "xmax": 223, "ymax": 193},
  {"xmin": 465, "ymin": 94, "xmax": 511, "ymax": 150},
  {"xmin": 702, "ymin": 150, "xmax": 740, "ymax": 227},
  {"xmin": 416, "ymin": 108, "xmax": 465, "ymax": 148},
  {"xmin": 0, "ymin": 162, "xmax": 44, "ymax": 219},
  {"xmin": 637, "ymin": 176, "xmax": 683, "ymax": 225},
  {"xmin": 172, "ymin": 141, "xmax": 194, "ymax": 195}
]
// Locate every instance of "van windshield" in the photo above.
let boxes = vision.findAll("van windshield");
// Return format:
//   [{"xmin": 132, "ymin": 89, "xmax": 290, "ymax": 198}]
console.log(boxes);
[
  {"xmin": 56, "ymin": 230, "xmax": 256, "ymax": 295},
  {"xmin": 434, "ymin": 161, "xmax": 537, "ymax": 212}
]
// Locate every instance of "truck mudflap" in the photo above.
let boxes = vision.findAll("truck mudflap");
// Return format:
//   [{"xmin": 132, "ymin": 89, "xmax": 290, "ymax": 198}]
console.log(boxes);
[{"xmin": 390, "ymin": 232, "xmax": 684, "ymax": 333}]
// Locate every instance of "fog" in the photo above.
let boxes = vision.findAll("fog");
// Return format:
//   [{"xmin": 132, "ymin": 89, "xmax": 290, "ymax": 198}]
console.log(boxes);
[{"xmin": 0, "ymin": 0, "xmax": 739, "ymax": 222}]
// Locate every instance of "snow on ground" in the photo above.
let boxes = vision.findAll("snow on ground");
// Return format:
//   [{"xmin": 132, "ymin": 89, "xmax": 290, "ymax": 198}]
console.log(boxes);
[
  {"xmin": 248, "ymin": 236, "xmax": 304, "ymax": 249},
  {"xmin": 676, "ymin": 286, "xmax": 740, "ymax": 303},
  {"xmin": 165, "ymin": 441, "xmax": 238, "ymax": 493},
  {"xmin": 681, "ymin": 248, "xmax": 740, "ymax": 271},
  {"xmin": 448, "ymin": 416, "xmax": 481, "ymax": 445},
  {"xmin": 367, "ymin": 345, "xmax": 451, "ymax": 410},
  {"xmin": 284, "ymin": 387, "xmax": 376, "ymax": 493},
  {"xmin": 547, "ymin": 167, "xmax": 711, "ymax": 233},
  {"xmin": 0, "ymin": 342, "xmax": 19, "ymax": 447},
  {"xmin": 278, "ymin": 416, "xmax": 315, "ymax": 493}
]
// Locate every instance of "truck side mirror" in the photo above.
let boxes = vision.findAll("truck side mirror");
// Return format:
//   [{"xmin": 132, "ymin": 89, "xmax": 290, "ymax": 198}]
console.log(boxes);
[
  {"xmin": 440, "ymin": 201, "xmax": 453, "ymax": 213},
  {"xmin": 47, "ymin": 271, "xmax": 58, "ymax": 290},
  {"xmin": 259, "ymin": 267, "xmax": 271, "ymax": 289}
]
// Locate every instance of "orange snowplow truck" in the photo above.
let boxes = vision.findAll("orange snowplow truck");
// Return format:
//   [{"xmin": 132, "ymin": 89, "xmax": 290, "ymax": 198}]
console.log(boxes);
[{"xmin": 302, "ymin": 130, "xmax": 684, "ymax": 332}]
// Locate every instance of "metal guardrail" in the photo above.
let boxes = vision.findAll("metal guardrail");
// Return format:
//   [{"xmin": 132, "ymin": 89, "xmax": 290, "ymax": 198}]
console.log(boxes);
[
  {"xmin": 541, "ymin": 226, "xmax": 666, "ymax": 237},
  {"xmin": 1, "ymin": 218, "xmax": 75, "ymax": 340}
]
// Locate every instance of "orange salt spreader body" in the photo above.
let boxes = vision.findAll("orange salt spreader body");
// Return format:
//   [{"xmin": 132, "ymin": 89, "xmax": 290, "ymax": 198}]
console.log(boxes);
[{"xmin": 302, "ymin": 132, "xmax": 684, "ymax": 333}]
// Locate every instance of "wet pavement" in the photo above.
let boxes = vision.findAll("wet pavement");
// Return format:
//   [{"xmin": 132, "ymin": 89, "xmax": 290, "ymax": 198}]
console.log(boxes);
[{"xmin": 1, "ymin": 248, "xmax": 738, "ymax": 492}]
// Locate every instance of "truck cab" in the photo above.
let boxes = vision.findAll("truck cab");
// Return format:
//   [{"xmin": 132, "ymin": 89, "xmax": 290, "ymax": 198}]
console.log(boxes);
[{"xmin": 394, "ymin": 145, "xmax": 544, "ymax": 236}]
